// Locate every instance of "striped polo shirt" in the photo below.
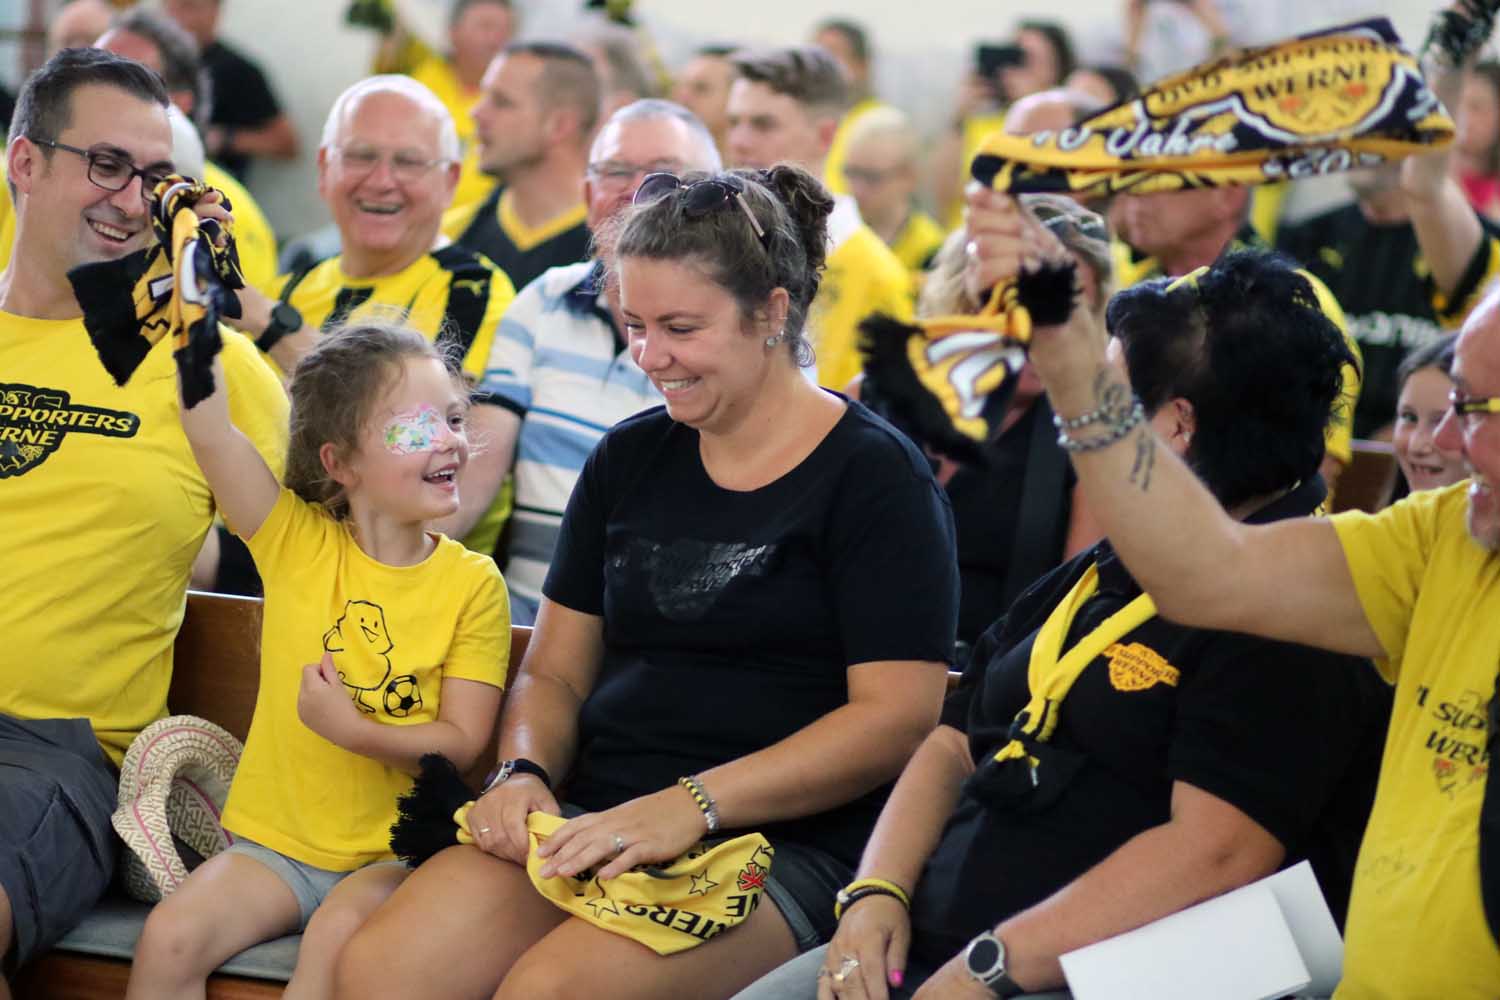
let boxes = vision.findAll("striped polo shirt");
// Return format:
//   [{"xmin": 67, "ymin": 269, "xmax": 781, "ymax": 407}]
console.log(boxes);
[{"xmin": 481, "ymin": 260, "xmax": 660, "ymax": 618}]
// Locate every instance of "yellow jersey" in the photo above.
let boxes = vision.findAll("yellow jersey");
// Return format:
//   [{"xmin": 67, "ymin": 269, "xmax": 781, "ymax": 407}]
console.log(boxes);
[{"xmin": 1330, "ymin": 483, "xmax": 1500, "ymax": 999}]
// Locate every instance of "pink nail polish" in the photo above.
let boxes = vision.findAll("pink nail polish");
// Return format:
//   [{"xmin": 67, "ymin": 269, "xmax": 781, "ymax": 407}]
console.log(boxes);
[{"xmin": 889, "ymin": 969, "xmax": 904, "ymax": 988}]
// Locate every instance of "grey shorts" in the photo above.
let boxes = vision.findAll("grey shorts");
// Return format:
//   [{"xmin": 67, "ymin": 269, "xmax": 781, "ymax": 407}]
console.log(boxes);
[
  {"xmin": 0, "ymin": 715, "xmax": 119, "ymax": 970},
  {"xmin": 223, "ymin": 836, "xmax": 407, "ymax": 930}
]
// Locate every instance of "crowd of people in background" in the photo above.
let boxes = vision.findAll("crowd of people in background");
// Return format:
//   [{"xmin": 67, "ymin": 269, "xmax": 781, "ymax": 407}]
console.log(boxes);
[{"xmin": 2, "ymin": 0, "xmax": 1499, "ymax": 997}]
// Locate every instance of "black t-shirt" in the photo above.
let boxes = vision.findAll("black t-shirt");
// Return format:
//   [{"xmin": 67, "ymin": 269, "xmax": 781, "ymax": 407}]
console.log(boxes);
[
  {"xmin": 906, "ymin": 478, "xmax": 1390, "ymax": 967},
  {"xmin": 544, "ymin": 401, "xmax": 960, "ymax": 867},
  {"xmin": 202, "ymin": 40, "xmax": 284, "ymax": 179},
  {"xmin": 456, "ymin": 187, "xmax": 594, "ymax": 293},
  {"xmin": 1276, "ymin": 205, "xmax": 1447, "ymax": 437},
  {"xmin": 941, "ymin": 399, "xmax": 1073, "ymax": 645}
]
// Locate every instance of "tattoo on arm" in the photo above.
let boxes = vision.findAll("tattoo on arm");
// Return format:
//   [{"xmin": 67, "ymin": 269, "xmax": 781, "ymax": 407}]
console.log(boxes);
[{"xmin": 1130, "ymin": 427, "xmax": 1155, "ymax": 492}]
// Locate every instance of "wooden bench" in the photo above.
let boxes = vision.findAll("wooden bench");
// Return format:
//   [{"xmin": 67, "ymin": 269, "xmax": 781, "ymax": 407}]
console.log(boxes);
[{"xmin": 18, "ymin": 592, "xmax": 531, "ymax": 1000}]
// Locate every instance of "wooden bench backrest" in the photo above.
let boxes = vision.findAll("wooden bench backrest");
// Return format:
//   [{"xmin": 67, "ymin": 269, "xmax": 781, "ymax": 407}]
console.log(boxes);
[{"xmin": 168, "ymin": 591, "xmax": 532, "ymax": 784}]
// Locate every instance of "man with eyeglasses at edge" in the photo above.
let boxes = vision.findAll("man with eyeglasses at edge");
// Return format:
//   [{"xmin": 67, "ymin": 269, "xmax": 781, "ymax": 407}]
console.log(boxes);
[
  {"xmin": 248, "ymin": 75, "xmax": 516, "ymax": 559},
  {"xmin": 0, "ymin": 48, "xmax": 287, "ymax": 993},
  {"xmin": 476, "ymin": 98, "xmax": 722, "ymax": 625},
  {"xmin": 965, "ymin": 118, "xmax": 1500, "ymax": 998},
  {"xmin": 441, "ymin": 41, "xmax": 599, "ymax": 294}
]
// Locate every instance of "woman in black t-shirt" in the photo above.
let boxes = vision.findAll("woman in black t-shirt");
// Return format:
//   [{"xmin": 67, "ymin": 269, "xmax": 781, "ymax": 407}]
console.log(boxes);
[
  {"xmin": 339, "ymin": 165, "xmax": 959, "ymax": 1000},
  {"xmin": 735, "ymin": 244, "xmax": 1389, "ymax": 1000}
]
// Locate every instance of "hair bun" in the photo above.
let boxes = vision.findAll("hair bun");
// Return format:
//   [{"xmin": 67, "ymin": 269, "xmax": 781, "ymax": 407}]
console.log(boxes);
[{"xmin": 759, "ymin": 164, "xmax": 834, "ymax": 275}]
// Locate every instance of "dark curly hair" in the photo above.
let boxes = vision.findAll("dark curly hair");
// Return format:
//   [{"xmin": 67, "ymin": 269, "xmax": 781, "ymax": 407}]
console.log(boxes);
[
  {"xmin": 1107, "ymin": 251, "xmax": 1358, "ymax": 510},
  {"xmin": 604, "ymin": 164, "xmax": 834, "ymax": 367}
]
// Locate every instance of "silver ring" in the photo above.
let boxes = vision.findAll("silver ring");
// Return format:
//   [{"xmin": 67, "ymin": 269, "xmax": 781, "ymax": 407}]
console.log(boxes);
[
  {"xmin": 477, "ymin": 826, "xmax": 491, "ymax": 835},
  {"xmin": 832, "ymin": 955, "xmax": 860, "ymax": 983},
  {"xmin": 612, "ymin": 833, "xmax": 626, "ymax": 854}
]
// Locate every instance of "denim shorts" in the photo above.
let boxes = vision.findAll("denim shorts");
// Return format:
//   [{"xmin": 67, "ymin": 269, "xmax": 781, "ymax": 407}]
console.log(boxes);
[
  {"xmin": 0, "ymin": 715, "xmax": 118, "ymax": 969},
  {"xmin": 223, "ymin": 837, "xmax": 407, "ymax": 930}
]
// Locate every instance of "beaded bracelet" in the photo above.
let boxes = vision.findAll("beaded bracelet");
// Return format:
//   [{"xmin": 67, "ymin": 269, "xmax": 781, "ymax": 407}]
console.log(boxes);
[
  {"xmin": 1056, "ymin": 400, "xmax": 1146, "ymax": 453},
  {"xmin": 1052, "ymin": 405, "xmax": 1110, "ymax": 432},
  {"xmin": 677, "ymin": 775, "xmax": 721, "ymax": 834},
  {"xmin": 834, "ymin": 877, "xmax": 912, "ymax": 920}
]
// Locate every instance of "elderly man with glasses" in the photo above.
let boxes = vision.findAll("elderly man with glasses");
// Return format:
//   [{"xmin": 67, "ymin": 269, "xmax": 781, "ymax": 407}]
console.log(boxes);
[
  {"xmin": 237, "ymin": 75, "xmax": 515, "ymax": 558},
  {"xmin": 474, "ymin": 98, "xmax": 722, "ymax": 624}
]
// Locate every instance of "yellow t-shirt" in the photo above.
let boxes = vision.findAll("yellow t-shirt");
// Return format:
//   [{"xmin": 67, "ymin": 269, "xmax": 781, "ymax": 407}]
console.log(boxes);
[
  {"xmin": 1, "ymin": 320, "xmax": 288, "ymax": 765},
  {"xmin": 812, "ymin": 223, "xmax": 914, "ymax": 393},
  {"xmin": 823, "ymin": 98, "xmax": 885, "ymax": 198},
  {"xmin": 1110, "ymin": 236, "xmax": 1361, "ymax": 467},
  {"xmin": 409, "ymin": 55, "xmax": 497, "ymax": 221},
  {"xmin": 943, "ymin": 110, "xmax": 1009, "ymax": 229},
  {"xmin": 222, "ymin": 488, "xmax": 509, "ymax": 871},
  {"xmin": 888, "ymin": 211, "xmax": 947, "ymax": 298},
  {"xmin": 204, "ymin": 161, "xmax": 278, "ymax": 293},
  {"xmin": 1330, "ymin": 483, "xmax": 1500, "ymax": 999},
  {"xmin": 275, "ymin": 247, "xmax": 517, "ymax": 555}
]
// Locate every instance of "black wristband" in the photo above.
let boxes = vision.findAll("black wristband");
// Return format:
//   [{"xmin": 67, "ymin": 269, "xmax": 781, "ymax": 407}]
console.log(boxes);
[
  {"xmin": 834, "ymin": 885, "xmax": 906, "ymax": 920},
  {"xmin": 256, "ymin": 300, "xmax": 302, "ymax": 353},
  {"xmin": 481, "ymin": 757, "xmax": 551, "ymax": 795}
]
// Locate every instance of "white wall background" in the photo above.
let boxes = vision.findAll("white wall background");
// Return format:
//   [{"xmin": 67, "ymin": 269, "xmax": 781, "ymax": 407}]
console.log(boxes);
[{"xmin": 191, "ymin": 0, "xmax": 1442, "ymax": 242}]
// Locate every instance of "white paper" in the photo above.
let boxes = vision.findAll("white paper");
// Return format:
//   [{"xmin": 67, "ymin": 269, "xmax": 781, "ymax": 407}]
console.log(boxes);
[
  {"xmin": 1259, "ymin": 861, "xmax": 1345, "ymax": 995},
  {"xmin": 1060, "ymin": 881, "xmax": 1311, "ymax": 1000}
]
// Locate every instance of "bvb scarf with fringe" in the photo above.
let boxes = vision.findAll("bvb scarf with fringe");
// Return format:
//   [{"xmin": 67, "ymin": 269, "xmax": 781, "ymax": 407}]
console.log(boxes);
[
  {"xmin": 68, "ymin": 176, "xmax": 244, "ymax": 409},
  {"xmin": 859, "ymin": 17, "xmax": 1453, "ymax": 459}
]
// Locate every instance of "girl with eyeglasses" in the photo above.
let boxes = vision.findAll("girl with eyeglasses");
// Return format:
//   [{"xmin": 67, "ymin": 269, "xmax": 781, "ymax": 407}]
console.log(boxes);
[{"xmin": 337, "ymin": 164, "xmax": 959, "ymax": 1000}]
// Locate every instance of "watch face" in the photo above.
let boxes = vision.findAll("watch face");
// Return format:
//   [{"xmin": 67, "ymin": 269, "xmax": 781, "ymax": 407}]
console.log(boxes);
[{"xmin": 966, "ymin": 936, "xmax": 1002, "ymax": 976}]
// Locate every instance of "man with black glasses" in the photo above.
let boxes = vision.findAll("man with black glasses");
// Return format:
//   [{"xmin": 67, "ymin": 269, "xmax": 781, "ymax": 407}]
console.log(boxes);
[
  {"xmin": 476, "ymin": 99, "xmax": 721, "ymax": 624},
  {"xmin": 0, "ymin": 48, "xmax": 287, "ymax": 990}
]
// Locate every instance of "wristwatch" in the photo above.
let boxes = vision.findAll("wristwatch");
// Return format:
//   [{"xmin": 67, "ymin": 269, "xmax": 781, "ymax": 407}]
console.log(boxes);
[
  {"xmin": 481, "ymin": 757, "xmax": 552, "ymax": 795},
  {"xmin": 255, "ymin": 300, "xmax": 303, "ymax": 353},
  {"xmin": 963, "ymin": 930, "xmax": 1025, "ymax": 998}
]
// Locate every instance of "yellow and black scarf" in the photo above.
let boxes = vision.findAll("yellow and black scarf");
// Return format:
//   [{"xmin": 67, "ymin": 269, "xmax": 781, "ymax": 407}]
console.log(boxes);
[
  {"xmin": 859, "ymin": 17, "xmax": 1453, "ymax": 460},
  {"xmin": 68, "ymin": 176, "xmax": 244, "ymax": 408}
]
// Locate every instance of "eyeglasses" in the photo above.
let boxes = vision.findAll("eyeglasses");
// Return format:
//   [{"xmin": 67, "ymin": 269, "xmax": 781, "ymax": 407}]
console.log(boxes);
[
  {"xmin": 1449, "ymin": 390, "xmax": 1500, "ymax": 428},
  {"xmin": 587, "ymin": 159, "xmax": 684, "ymax": 192},
  {"xmin": 32, "ymin": 139, "xmax": 172, "ymax": 194},
  {"xmin": 633, "ymin": 172, "xmax": 768, "ymax": 248},
  {"xmin": 334, "ymin": 145, "xmax": 450, "ymax": 183}
]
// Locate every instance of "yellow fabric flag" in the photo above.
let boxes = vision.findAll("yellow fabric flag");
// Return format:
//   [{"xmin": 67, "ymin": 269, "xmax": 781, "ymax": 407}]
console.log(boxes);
[
  {"xmin": 69, "ymin": 177, "xmax": 244, "ymax": 408},
  {"xmin": 523, "ymin": 812, "xmax": 775, "ymax": 956},
  {"xmin": 858, "ymin": 17, "xmax": 1452, "ymax": 455},
  {"xmin": 972, "ymin": 18, "xmax": 1451, "ymax": 199}
]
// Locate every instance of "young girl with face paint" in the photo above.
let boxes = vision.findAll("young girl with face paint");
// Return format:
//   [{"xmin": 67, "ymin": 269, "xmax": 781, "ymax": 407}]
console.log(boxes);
[{"xmin": 127, "ymin": 322, "xmax": 510, "ymax": 1000}]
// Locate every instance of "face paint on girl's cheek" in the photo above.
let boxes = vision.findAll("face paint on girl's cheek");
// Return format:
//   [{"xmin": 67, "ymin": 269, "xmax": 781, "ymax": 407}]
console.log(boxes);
[{"xmin": 383, "ymin": 404, "xmax": 449, "ymax": 455}]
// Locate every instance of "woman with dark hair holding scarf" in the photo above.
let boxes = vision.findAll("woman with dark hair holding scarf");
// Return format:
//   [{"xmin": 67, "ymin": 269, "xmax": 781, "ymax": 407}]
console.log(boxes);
[
  {"xmin": 337, "ymin": 164, "xmax": 959, "ymax": 1000},
  {"xmin": 736, "ymin": 241, "xmax": 1390, "ymax": 1000}
]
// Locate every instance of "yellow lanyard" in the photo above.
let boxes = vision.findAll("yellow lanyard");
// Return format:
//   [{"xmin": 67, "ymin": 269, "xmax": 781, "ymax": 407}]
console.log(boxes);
[{"xmin": 994, "ymin": 564, "xmax": 1156, "ymax": 767}]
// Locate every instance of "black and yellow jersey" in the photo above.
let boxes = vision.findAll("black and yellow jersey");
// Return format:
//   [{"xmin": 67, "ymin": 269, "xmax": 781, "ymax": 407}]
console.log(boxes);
[
  {"xmin": 443, "ymin": 186, "xmax": 591, "ymax": 292},
  {"xmin": 275, "ymin": 244, "xmax": 517, "ymax": 555}
]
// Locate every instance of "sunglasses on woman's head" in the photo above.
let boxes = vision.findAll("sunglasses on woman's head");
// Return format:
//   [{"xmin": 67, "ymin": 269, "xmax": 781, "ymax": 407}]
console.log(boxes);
[{"xmin": 633, "ymin": 172, "xmax": 769, "ymax": 249}]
